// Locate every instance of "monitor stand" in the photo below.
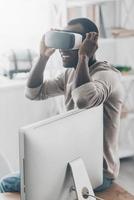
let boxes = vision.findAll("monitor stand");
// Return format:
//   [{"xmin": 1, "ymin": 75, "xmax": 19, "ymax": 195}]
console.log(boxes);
[{"xmin": 68, "ymin": 158, "xmax": 103, "ymax": 200}]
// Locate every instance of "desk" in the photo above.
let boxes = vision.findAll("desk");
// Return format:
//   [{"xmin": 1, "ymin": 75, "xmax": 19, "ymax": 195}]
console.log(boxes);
[
  {"xmin": 0, "ymin": 184, "xmax": 134, "ymax": 200},
  {"xmin": 96, "ymin": 183, "xmax": 134, "ymax": 200},
  {"xmin": 119, "ymin": 75, "xmax": 134, "ymax": 158},
  {"xmin": 0, "ymin": 193, "xmax": 20, "ymax": 200}
]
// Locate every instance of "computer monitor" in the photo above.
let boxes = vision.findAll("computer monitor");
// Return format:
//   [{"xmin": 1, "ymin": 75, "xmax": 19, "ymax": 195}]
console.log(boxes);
[{"xmin": 19, "ymin": 106, "xmax": 103, "ymax": 200}]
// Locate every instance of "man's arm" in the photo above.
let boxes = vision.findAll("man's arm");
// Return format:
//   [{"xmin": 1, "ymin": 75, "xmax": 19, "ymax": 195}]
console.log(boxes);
[
  {"xmin": 25, "ymin": 35, "xmax": 65, "ymax": 100},
  {"xmin": 27, "ymin": 35, "xmax": 55, "ymax": 88},
  {"xmin": 72, "ymin": 32, "xmax": 98, "ymax": 89},
  {"xmin": 72, "ymin": 32, "xmax": 101, "ymax": 108},
  {"xmin": 72, "ymin": 69, "xmax": 120, "ymax": 109},
  {"xmin": 71, "ymin": 32, "xmax": 123, "ymax": 109}
]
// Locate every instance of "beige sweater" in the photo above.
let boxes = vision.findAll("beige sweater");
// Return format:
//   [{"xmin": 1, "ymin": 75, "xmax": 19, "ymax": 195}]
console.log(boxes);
[{"xmin": 25, "ymin": 61, "xmax": 124, "ymax": 179}]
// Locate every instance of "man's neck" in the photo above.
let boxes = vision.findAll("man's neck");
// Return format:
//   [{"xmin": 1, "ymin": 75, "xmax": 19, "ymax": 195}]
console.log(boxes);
[{"xmin": 88, "ymin": 56, "xmax": 97, "ymax": 67}]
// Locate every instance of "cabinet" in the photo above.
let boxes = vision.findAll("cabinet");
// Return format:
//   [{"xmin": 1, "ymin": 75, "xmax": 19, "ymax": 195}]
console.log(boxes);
[
  {"xmin": 67, "ymin": 0, "xmax": 122, "ymax": 38},
  {"xmin": 97, "ymin": 37, "xmax": 134, "ymax": 67},
  {"xmin": 119, "ymin": 75, "xmax": 134, "ymax": 158}
]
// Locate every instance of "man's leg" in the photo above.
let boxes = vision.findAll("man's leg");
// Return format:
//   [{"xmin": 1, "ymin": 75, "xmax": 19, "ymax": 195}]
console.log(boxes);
[
  {"xmin": 94, "ymin": 176, "xmax": 113, "ymax": 192},
  {"xmin": 0, "ymin": 173, "xmax": 112, "ymax": 193},
  {"xmin": 0, "ymin": 172, "xmax": 20, "ymax": 193}
]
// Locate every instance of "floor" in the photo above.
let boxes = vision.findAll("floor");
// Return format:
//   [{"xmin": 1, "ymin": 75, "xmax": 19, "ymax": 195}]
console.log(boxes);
[{"xmin": 116, "ymin": 156, "xmax": 134, "ymax": 195}]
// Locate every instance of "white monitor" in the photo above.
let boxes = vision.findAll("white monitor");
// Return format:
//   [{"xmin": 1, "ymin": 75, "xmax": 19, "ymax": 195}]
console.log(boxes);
[{"xmin": 19, "ymin": 106, "xmax": 103, "ymax": 200}]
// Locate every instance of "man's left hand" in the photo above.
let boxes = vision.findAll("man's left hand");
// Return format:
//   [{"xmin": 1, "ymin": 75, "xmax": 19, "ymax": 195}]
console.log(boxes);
[{"xmin": 79, "ymin": 32, "xmax": 98, "ymax": 59}]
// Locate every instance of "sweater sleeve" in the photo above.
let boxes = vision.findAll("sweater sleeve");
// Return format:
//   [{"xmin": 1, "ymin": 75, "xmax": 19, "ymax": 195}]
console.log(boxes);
[
  {"xmin": 71, "ymin": 70, "xmax": 120, "ymax": 109},
  {"xmin": 25, "ymin": 72, "xmax": 65, "ymax": 100}
]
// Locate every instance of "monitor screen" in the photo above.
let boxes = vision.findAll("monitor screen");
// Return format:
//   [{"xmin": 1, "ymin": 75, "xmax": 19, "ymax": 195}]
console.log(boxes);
[{"xmin": 19, "ymin": 106, "xmax": 103, "ymax": 200}]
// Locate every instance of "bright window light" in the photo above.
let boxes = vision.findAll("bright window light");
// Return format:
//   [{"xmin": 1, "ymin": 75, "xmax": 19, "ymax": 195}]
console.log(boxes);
[{"xmin": 0, "ymin": 0, "xmax": 51, "ymax": 53}]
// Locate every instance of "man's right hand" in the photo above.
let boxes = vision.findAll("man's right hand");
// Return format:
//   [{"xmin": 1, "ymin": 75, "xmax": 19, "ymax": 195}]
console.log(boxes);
[
  {"xmin": 78, "ymin": 32, "xmax": 98, "ymax": 59},
  {"xmin": 40, "ymin": 34, "xmax": 55, "ymax": 58}
]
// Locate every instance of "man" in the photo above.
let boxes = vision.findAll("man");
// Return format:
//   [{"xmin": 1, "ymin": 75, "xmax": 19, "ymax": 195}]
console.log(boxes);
[{"xmin": 0, "ymin": 18, "xmax": 124, "ymax": 193}]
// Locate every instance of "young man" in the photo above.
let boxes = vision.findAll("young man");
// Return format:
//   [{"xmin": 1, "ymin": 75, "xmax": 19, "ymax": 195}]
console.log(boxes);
[{"xmin": 0, "ymin": 18, "xmax": 124, "ymax": 193}]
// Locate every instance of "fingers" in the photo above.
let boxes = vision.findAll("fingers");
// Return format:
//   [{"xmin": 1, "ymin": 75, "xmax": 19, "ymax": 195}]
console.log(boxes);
[
  {"xmin": 94, "ymin": 33, "xmax": 98, "ymax": 42},
  {"xmin": 86, "ymin": 32, "xmax": 98, "ymax": 41},
  {"xmin": 86, "ymin": 32, "xmax": 91, "ymax": 40},
  {"xmin": 41, "ymin": 34, "xmax": 45, "ymax": 42}
]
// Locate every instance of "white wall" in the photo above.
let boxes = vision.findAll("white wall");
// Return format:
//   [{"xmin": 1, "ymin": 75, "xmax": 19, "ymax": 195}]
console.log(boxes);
[{"xmin": 0, "ymin": 0, "xmax": 51, "ymax": 54}]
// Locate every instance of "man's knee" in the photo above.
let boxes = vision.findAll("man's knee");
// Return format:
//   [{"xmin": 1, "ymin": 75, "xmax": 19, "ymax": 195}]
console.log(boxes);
[
  {"xmin": 0, "ymin": 173, "xmax": 20, "ymax": 193},
  {"xmin": 0, "ymin": 176, "xmax": 9, "ymax": 193}
]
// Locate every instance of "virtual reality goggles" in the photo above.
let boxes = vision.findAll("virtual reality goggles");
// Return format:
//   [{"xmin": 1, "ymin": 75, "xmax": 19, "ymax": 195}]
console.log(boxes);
[{"xmin": 45, "ymin": 30, "xmax": 83, "ymax": 50}]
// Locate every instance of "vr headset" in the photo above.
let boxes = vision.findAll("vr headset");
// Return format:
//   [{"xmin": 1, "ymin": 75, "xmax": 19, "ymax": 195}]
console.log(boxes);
[{"xmin": 45, "ymin": 30, "xmax": 83, "ymax": 50}]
